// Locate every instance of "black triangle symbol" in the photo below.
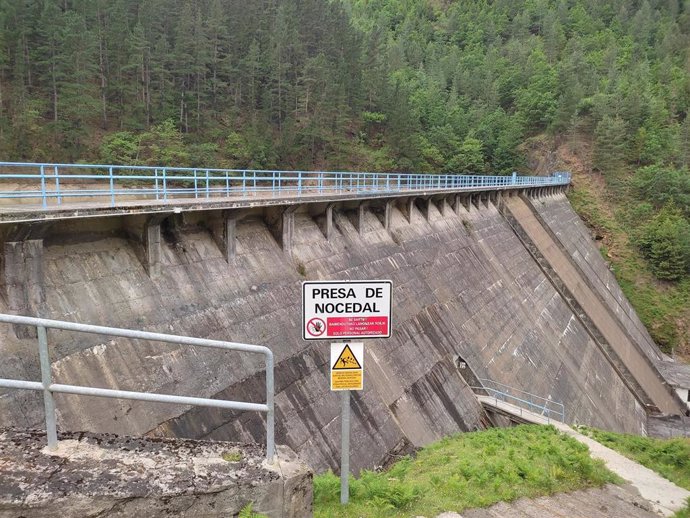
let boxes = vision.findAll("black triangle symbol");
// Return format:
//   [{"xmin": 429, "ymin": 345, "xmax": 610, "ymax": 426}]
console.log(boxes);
[{"xmin": 333, "ymin": 344, "xmax": 362, "ymax": 370}]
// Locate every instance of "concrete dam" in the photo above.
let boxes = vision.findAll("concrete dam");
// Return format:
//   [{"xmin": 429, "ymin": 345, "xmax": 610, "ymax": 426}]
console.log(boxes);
[{"xmin": 0, "ymin": 164, "xmax": 688, "ymax": 477}]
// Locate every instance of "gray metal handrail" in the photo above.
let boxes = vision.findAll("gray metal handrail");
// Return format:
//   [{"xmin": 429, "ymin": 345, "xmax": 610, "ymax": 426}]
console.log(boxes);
[
  {"xmin": 471, "ymin": 379, "xmax": 565, "ymax": 423},
  {"xmin": 0, "ymin": 161, "xmax": 572, "ymax": 209},
  {"xmin": 0, "ymin": 314, "xmax": 275, "ymax": 462}
]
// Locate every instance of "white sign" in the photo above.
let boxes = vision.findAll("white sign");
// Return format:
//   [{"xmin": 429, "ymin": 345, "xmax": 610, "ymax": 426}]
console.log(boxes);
[
  {"xmin": 330, "ymin": 342, "xmax": 364, "ymax": 391},
  {"xmin": 302, "ymin": 280, "xmax": 392, "ymax": 340}
]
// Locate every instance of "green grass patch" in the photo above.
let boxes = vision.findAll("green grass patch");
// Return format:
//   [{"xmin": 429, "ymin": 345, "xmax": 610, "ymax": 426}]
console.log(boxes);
[
  {"xmin": 578, "ymin": 426, "xmax": 690, "ymax": 491},
  {"xmin": 673, "ymin": 501, "xmax": 690, "ymax": 518},
  {"xmin": 222, "ymin": 450, "xmax": 242, "ymax": 462},
  {"xmin": 314, "ymin": 425, "xmax": 619, "ymax": 517}
]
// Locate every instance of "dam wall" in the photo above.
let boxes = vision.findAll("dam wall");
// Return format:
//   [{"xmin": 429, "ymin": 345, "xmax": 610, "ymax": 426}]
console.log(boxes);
[
  {"xmin": 0, "ymin": 191, "xmax": 653, "ymax": 473},
  {"xmin": 529, "ymin": 194, "xmax": 664, "ymax": 363}
]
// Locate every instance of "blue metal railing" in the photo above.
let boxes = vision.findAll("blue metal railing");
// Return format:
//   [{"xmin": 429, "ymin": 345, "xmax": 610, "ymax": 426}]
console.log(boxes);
[
  {"xmin": 0, "ymin": 162, "xmax": 571, "ymax": 210},
  {"xmin": 471, "ymin": 378, "xmax": 565, "ymax": 424}
]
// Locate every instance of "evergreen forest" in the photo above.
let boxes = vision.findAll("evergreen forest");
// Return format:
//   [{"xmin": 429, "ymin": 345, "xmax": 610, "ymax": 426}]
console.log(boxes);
[{"xmin": 0, "ymin": 0, "xmax": 688, "ymax": 354}]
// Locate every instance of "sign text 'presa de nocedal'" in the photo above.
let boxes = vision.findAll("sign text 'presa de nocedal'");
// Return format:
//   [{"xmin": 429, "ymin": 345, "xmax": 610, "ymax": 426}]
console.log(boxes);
[{"xmin": 302, "ymin": 281, "xmax": 392, "ymax": 340}]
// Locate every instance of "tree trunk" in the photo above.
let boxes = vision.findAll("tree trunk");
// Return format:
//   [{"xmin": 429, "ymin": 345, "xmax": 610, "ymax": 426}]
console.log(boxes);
[
  {"xmin": 99, "ymin": 33, "xmax": 108, "ymax": 127},
  {"xmin": 51, "ymin": 58, "xmax": 58, "ymax": 123}
]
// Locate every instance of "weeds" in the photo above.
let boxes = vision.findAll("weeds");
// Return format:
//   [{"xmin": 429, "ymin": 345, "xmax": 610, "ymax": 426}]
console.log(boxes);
[
  {"xmin": 222, "ymin": 450, "xmax": 242, "ymax": 462},
  {"xmin": 238, "ymin": 503, "xmax": 267, "ymax": 518},
  {"xmin": 297, "ymin": 262, "xmax": 307, "ymax": 277}
]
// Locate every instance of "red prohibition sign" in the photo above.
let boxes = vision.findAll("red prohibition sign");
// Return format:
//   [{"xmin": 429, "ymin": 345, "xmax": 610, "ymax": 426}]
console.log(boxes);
[{"xmin": 306, "ymin": 317, "xmax": 326, "ymax": 337}]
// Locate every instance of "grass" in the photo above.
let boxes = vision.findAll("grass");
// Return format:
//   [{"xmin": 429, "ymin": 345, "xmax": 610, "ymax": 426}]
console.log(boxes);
[
  {"xmin": 313, "ymin": 425, "xmax": 620, "ymax": 517},
  {"xmin": 577, "ymin": 426, "xmax": 690, "ymax": 491},
  {"xmin": 674, "ymin": 501, "xmax": 690, "ymax": 518}
]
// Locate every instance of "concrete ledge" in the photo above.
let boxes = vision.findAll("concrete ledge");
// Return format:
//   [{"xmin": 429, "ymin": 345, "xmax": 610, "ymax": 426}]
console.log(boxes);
[
  {"xmin": 0, "ymin": 428, "xmax": 312, "ymax": 518},
  {"xmin": 0, "ymin": 185, "xmax": 549, "ymax": 224}
]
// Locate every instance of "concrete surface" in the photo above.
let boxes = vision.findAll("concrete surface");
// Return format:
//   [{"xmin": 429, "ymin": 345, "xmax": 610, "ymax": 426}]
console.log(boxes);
[
  {"xmin": 0, "ymin": 427, "xmax": 312, "ymax": 518},
  {"xmin": 456, "ymin": 484, "xmax": 659, "ymax": 518},
  {"xmin": 0, "ymin": 180, "xmax": 539, "ymax": 224},
  {"xmin": 529, "ymin": 193, "xmax": 664, "ymax": 365},
  {"xmin": 504, "ymin": 195, "xmax": 682, "ymax": 415},
  {"xmin": 0, "ymin": 192, "xmax": 655, "ymax": 474}
]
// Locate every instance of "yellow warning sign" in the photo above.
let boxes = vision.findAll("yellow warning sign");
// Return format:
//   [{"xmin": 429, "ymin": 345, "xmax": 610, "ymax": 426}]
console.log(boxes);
[
  {"xmin": 332, "ymin": 345, "xmax": 362, "ymax": 370},
  {"xmin": 330, "ymin": 343, "xmax": 364, "ymax": 391}
]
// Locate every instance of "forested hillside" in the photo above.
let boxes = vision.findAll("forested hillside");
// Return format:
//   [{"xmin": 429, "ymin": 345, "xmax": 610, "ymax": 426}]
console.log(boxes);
[{"xmin": 0, "ymin": 0, "xmax": 688, "ymax": 354}]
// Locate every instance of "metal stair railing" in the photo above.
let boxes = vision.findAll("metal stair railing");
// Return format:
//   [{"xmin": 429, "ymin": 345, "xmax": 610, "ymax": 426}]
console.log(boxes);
[
  {"xmin": 471, "ymin": 378, "xmax": 565, "ymax": 424},
  {"xmin": 0, "ymin": 314, "xmax": 276, "ymax": 462},
  {"xmin": 0, "ymin": 161, "xmax": 572, "ymax": 209}
]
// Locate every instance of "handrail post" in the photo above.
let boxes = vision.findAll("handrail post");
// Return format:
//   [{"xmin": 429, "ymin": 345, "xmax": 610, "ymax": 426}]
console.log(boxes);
[
  {"xmin": 154, "ymin": 169, "xmax": 159, "ymax": 200},
  {"xmin": 265, "ymin": 350, "xmax": 275, "ymax": 463},
  {"xmin": 298, "ymin": 172, "xmax": 302, "ymax": 195},
  {"xmin": 40, "ymin": 165, "xmax": 47, "ymax": 209},
  {"xmin": 54, "ymin": 166, "xmax": 61, "ymax": 205},
  {"xmin": 37, "ymin": 325, "xmax": 58, "ymax": 449},
  {"xmin": 162, "ymin": 168, "xmax": 168, "ymax": 201},
  {"xmin": 109, "ymin": 166, "xmax": 115, "ymax": 206},
  {"xmin": 206, "ymin": 169, "xmax": 210, "ymax": 198}
]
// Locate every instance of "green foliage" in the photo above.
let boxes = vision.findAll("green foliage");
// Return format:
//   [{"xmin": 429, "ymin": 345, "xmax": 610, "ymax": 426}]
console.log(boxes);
[
  {"xmin": 138, "ymin": 120, "xmax": 190, "ymax": 167},
  {"xmin": 224, "ymin": 132, "xmax": 251, "ymax": 168},
  {"xmin": 639, "ymin": 206, "xmax": 690, "ymax": 281},
  {"xmin": 222, "ymin": 450, "xmax": 242, "ymax": 462},
  {"xmin": 593, "ymin": 116, "xmax": 628, "ymax": 175},
  {"xmin": 0, "ymin": 0, "xmax": 688, "ymax": 176},
  {"xmin": 578, "ymin": 427, "xmax": 690, "ymax": 491},
  {"xmin": 633, "ymin": 166, "xmax": 690, "ymax": 217},
  {"xmin": 673, "ymin": 500, "xmax": 690, "ymax": 518},
  {"xmin": 100, "ymin": 132, "xmax": 140, "ymax": 165},
  {"xmin": 362, "ymin": 111, "xmax": 386, "ymax": 125},
  {"xmin": 314, "ymin": 425, "xmax": 619, "ymax": 517},
  {"xmin": 447, "ymin": 136, "xmax": 486, "ymax": 174},
  {"xmin": 238, "ymin": 502, "xmax": 268, "ymax": 518}
]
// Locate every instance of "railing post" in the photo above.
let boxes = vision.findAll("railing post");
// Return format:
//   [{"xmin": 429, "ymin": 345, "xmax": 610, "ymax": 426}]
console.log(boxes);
[
  {"xmin": 162, "ymin": 168, "xmax": 168, "ymax": 201},
  {"xmin": 39, "ymin": 165, "xmax": 47, "ymax": 209},
  {"xmin": 54, "ymin": 165, "xmax": 61, "ymax": 205},
  {"xmin": 154, "ymin": 169, "xmax": 159, "ymax": 200},
  {"xmin": 206, "ymin": 169, "xmax": 210, "ymax": 198},
  {"xmin": 298, "ymin": 171, "xmax": 302, "ymax": 195},
  {"xmin": 265, "ymin": 350, "xmax": 275, "ymax": 463},
  {"xmin": 109, "ymin": 166, "xmax": 115, "ymax": 206},
  {"xmin": 37, "ymin": 325, "xmax": 58, "ymax": 449},
  {"xmin": 194, "ymin": 170, "xmax": 198, "ymax": 198}
]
